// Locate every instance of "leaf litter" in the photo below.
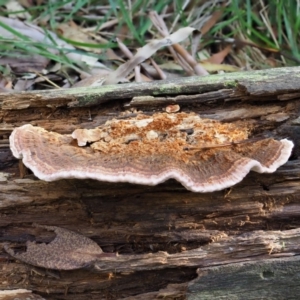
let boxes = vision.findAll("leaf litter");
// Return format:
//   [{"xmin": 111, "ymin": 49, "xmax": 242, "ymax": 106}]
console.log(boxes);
[
  {"xmin": 0, "ymin": 2, "xmax": 240, "ymax": 91},
  {"xmin": 0, "ymin": 1, "xmax": 298, "ymax": 92}
]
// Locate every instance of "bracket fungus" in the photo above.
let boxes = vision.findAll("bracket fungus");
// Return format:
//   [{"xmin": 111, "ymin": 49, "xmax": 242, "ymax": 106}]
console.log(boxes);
[{"xmin": 10, "ymin": 112, "xmax": 293, "ymax": 192}]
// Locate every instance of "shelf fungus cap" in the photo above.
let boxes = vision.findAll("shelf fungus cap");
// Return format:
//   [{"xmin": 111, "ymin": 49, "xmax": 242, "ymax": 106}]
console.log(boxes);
[{"xmin": 9, "ymin": 112, "xmax": 294, "ymax": 193}]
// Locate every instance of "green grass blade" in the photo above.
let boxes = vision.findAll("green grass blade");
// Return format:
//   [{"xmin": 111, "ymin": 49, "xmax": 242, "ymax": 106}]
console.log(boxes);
[{"xmin": 116, "ymin": 0, "xmax": 143, "ymax": 44}]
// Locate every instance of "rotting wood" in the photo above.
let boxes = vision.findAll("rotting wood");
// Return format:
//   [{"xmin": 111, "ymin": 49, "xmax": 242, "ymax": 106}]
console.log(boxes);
[
  {"xmin": 187, "ymin": 256, "xmax": 300, "ymax": 300},
  {"xmin": 122, "ymin": 283, "xmax": 188, "ymax": 300},
  {"xmin": 1, "ymin": 67, "xmax": 300, "ymax": 299},
  {"xmin": 0, "ymin": 289, "xmax": 45, "ymax": 300},
  {"xmin": 0, "ymin": 66, "xmax": 300, "ymax": 110}
]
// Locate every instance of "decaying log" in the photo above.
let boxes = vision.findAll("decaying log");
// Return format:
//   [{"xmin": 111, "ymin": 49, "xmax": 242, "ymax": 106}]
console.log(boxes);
[
  {"xmin": 188, "ymin": 256, "xmax": 300, "ymax": 300},
  {"xmin": 0, "ymin": 289, "xmax": 45, "ymax": 300},
  {"xmin": 1, "ymin": 66, "xmax": 300, "ymax": 299}
]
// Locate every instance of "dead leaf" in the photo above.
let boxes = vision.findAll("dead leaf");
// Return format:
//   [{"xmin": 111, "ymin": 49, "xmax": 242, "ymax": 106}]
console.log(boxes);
[
  {"xmin": 149, "ymin": 11, "xmax": 208, "ymax": 76},
  {"xmin": 0, "ymin": 73, "xmax": 13, "ymax": 92},
  {"xmin": 0, "ymin": 55, "xmax": 49, "ymax": 74},
  {"xmin": 14, "ymin": 79, "xmax": 35, "ymax": 91},
  {"xmin": 234, "ymin": 37, "xmax": 279, "ymax": 53},
  {"xmin": 4, "ymin": 224, "xmax": 116, "ymax": 270},
  {"xmin": 105, "ymin": 27, "xmax": 198, "ymax": 85},
  {"xmin": 0, "ymin": 17, "xmax": 98, "ymax": 67},
  {"xmin": 200, "ymin": 62, "xmax": 240, "ymax": 72},
  {"xmin": 206, "ymin": 45, "xmax": 232, "ymax": 64},
  {"xmin": 5, "ymin": 0, "xmax": 31, "ymax": 19},
  {"xmin": 0, "ymin": 289, "xmax": 46, "ymax": 300},
  {"xmin": 73, "ymin": 26, "xmax": 198, "ymax": 87},
  {"xmin": 57, "ymin": 21, "xmax": 103, "ymax": 54},
  {"xmin": 201, "ymin": 3, "xmax": 227, "ymax": 35}
]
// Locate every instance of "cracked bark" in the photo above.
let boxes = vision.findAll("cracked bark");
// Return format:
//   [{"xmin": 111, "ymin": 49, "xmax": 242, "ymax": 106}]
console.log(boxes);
[{"xmin": 1, "ymin": 66, "xmax": 300, "ymax": 299}]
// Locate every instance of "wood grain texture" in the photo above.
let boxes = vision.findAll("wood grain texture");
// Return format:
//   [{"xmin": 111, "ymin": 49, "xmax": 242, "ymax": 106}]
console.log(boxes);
[{"xmin": 188, "ymin": 256, "xmax": 300, "ymax": 300}]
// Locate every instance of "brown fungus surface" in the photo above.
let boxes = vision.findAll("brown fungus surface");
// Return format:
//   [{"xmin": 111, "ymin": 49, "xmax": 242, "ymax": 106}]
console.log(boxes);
[
  {"xmin": 4, "ymin": 225, "xmax": 115, "ymax": 270},
  {"xmin": 10, "ymin": 112, "xmax": 293, "ymax": 192}
]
